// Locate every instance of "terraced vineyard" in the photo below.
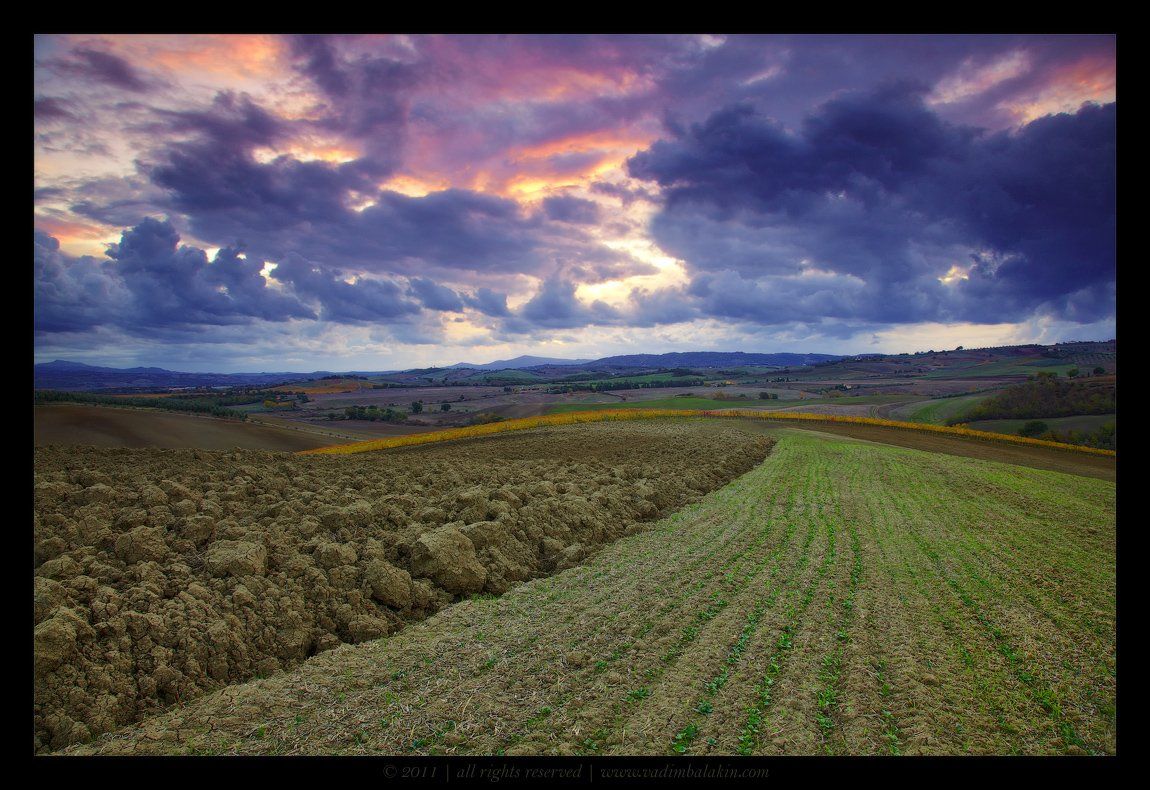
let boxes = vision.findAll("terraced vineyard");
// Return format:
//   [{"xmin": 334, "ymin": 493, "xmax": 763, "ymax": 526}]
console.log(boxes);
[{"xmin": 68, "ymin": 428, "xmax": 1115, "ymax": 756}]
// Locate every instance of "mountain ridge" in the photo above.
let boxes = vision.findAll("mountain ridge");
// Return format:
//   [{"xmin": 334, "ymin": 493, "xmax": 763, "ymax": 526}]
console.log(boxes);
[{"xmin": 34, "ymin": 350, "xmax": 843, "ymax": 390}]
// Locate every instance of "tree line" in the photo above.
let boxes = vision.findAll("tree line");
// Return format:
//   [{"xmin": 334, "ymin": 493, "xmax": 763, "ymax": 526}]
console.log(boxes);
[{"xmin": 950, "ymin": 374, "xmax": 1115, "ymax": 424}]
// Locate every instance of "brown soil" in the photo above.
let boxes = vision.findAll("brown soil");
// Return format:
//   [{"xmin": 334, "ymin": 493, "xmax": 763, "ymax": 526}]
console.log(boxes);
[
  {"xmin": 34, "ymin": 405, "xmax": 337, "ymax": 452},
  {"xmin": 33, "ymin": 420, "xmax": 772, "ymax": 753}
]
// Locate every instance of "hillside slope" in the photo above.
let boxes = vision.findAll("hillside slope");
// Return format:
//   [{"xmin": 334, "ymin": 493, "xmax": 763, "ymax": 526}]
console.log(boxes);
[{"xmin": 68, "ymin": 431, "xmax": 1115, "ymax": 756}]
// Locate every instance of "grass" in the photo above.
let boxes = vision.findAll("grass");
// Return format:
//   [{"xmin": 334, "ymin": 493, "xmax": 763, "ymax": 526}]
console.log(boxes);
[
  {"xmin": 923, "ymin": 357, "xmax": 1080, "ymax": 379},
  {"xmin": 891, "ymin": 393, "xmax": 993, "ymax": 425},
  {"xmin": 78, "ymin": 429, "xmax": 1114, "ymax": 756},
  {"xmin": 965, "ymin": 414, "xmax": 1115, "ymax": 436},
  {"xmin": 300, "ymin": 408, "xmax": 1116, "ymax": 457}
]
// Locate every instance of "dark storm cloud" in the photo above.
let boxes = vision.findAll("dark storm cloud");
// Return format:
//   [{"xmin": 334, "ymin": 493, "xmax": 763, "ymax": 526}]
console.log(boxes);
[
  {"xmin": 34, "ymin": 220, "xmax": 315, "ymax": 335},
  {"xmin": 269, "ymin": 253, "xmax": 421, "ymax": 323},
  {"xmin": 126, "ymin": 87, "xmax": 594, "ymax": 279},
  {"xmin": 628, "ymin": 88, "xmax": 1115, "ymax": 326},
  {"xmin": 288, "ymin": 35, "xmax": 352, "ymax": 99},
  {"xmin": 156, "ymin": 91, "xmax": 284, "ymax": 149},
  {"xmin": 462, "ymin": 287, "xmax": 511, "ymax": 317},
  {"xmin": 104, "ymin": 218, "xmax": 314, "ymax": 328},
  {"xmin": 35, "ymin": 230, "xmax": 129, "ymax": 334},
  {"xmin": 34, "ymin": 218, "xmax": 520, "ymax": 340},
  {"xmin": 140, "ymin": 91, "xmax": 383, "ymax": 235},
  {"xmin": 408, "ymin": 277, "xmax": 465, "ymax": 312}
]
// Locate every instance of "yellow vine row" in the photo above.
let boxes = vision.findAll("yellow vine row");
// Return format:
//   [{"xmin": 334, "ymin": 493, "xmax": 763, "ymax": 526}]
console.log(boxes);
[{"xmin": 298, "ymin": 409, "xmax": 1116, "ymax": 457}]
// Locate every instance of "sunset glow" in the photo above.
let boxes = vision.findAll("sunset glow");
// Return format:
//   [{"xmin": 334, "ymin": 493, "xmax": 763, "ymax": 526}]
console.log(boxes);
[{"xmin": 34, "ymin": 34, "xmax": 1116, "ymax": 371}]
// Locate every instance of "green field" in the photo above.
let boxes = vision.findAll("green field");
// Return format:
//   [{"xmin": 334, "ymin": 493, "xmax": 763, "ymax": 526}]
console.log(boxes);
[
  {"xmin": 924, "ymin": 357, "xmax": 1080, "ymax": 379},
  {"xmin": 70, "ymin": 428, "xmax": 1115, "ymax": 756},
  {"xmin": 966, "ymin": 414, "xmax": 1116, "ymax": 436},
  {"xmin": 891, "ymin": 394, "xmax": 993, "ymax": 425}
]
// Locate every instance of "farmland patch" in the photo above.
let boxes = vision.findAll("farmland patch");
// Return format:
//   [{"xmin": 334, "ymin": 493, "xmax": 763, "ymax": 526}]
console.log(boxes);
[
  {"xmin": 33, "ymin": 420, "xmax": 771, "ymax": 753},
  {"xmin": 63, "ymin": 431, "xmax": 1113, "ymax": 756}
]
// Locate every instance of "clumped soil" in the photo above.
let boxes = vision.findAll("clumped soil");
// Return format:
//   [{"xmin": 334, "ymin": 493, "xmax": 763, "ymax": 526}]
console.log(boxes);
[{"xmin": 33, "ymin": 420, "xmax": 772, "ymax": 753}]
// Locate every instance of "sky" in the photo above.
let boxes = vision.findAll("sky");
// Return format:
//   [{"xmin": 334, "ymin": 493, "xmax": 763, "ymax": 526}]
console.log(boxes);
[{"xmin": 34, "ymin": 34, "xmax": 1116, "ymax": 372}]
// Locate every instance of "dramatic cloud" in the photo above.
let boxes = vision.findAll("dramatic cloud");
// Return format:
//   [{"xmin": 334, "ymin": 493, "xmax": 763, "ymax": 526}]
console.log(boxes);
[
  {"xmin": 510, "ymin": 276, "xmax": 622, "ymax": 331},
  {"xmin": 407, "ymin": 276, "xmax": 465, "ymax": 312},
  {"xmin": 462, "ymin": 287, "xmax": 511, "ymax": 317},
  {"xmin": 35, "ymin": 219, "xmax": 316, "ymax": 336},
  {"xmin": 33, "ymin": 34, "xmax": 1116, "ymax": 369},
  {"xmin": 628, "ymin": 88, "xmax": 1115, "ymax": 327}
]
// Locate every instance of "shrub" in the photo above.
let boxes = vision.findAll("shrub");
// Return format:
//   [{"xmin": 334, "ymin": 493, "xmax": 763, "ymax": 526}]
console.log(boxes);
[{"xmin": 1018, "ymin": 420, "xmax": 1049, "ymax": 438}]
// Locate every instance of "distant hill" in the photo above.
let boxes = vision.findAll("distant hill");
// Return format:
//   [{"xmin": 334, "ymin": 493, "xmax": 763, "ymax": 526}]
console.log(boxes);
[
  {"xmin": 451, "ymin": 355, "xmax": 594, "ymax": 370},
  {"xmin": 34, "ymin": 360, "xmax": 315, "ymax": 391},
  {"xmin": 590, "ymin": 351, "xmax": 842, "ymax": 369},
  {"xmin": 34, "ymin": 350, "xmax": 843, "ymax": 391}
]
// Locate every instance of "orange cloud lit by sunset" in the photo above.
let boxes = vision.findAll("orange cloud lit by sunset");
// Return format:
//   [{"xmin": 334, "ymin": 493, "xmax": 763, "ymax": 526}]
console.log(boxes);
[
  {"xmin": 91, "ymin": 34, "xmax": 288, "ymax": 85},
  {"xmin": 35, "ymin": 214, "xmax": 121, "ymax": 257},
  {"xmin": 1003, "ymin": 55, "xmax": 1116, "ymax": 124}
]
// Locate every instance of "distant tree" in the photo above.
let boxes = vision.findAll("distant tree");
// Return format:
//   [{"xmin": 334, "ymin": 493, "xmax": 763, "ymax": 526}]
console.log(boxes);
[
  {"xmin": 1093, "ymin": 366, "xmax": 1106, "ymax": 376},
  {"xmin": 1068, "ymin": 368, "xmax": 1080, "ymax": 378},
  {"xmin": 759, "ymin": 391, "xmax": 772, "ymax": 399},
  {"xmin": 440, "ymin": 402, "xmax": 451, "ymax": 412},
  {"xmin": 1019, "ymin": 420, "xmax": 1049, "ymax": 438},
  {"xmin": 410, "ymin": 400, "xmax": 423, "ymax": 414}
]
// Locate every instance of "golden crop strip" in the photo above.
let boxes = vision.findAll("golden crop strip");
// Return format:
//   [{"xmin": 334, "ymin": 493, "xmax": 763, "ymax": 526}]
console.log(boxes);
[{"xmin": 298, "ymin": 409, "xmax": 1117, "ymax": 457}]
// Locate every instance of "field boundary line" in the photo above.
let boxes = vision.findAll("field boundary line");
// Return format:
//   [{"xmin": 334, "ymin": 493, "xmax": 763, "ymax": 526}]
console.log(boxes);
[{"xmin": 298, "ymin": 409, "xmax": 1116, "ymax": 457}]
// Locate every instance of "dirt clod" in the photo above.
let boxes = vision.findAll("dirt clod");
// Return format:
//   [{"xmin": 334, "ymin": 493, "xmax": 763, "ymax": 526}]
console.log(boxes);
[
  {"xmin": 204, "ymin": 540, "xmax": 268, "ymax": 578},
  {"xmin": 33, "ymin": 421, "xmax": 771, "ymax": 753}
]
